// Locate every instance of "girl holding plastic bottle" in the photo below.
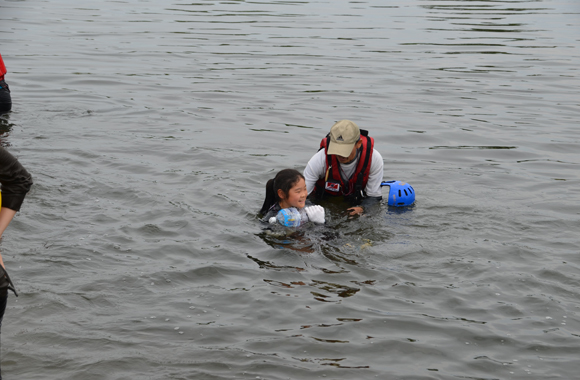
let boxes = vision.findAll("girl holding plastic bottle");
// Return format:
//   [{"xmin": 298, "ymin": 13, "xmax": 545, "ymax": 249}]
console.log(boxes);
[{"xmin": 260, "ymin": 169, "xmax": 325, "ymax": 227}]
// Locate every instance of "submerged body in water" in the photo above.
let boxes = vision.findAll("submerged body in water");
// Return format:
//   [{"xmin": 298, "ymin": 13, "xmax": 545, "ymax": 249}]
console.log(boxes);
[{"xmin": 0, "ymin": 53, "xmax": 11, "ymax": 114}]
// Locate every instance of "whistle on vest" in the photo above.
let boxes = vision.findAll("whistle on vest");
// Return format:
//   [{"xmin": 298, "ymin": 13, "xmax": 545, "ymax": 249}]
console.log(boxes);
[{"xmin": 324, "ymin": 165, "xmax": 341, "ymax": 193}]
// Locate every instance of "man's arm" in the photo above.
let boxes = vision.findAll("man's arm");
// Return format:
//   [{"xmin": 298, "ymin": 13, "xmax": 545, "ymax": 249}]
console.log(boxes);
[
  {"xmin": 0, "ymin": 208, "xmax": 17, "ymax": 240},
  {"xmin": 0, "ymin": 208, "xmax": 17, "ymax": 268},
  {"xmin": 348, "ymin": 150, "xmax": 384, "ymax": 215},
  {"xmin": 303, "ymin": 149, "xmax": 326, "ymax": 195},
  {"xmin": 364, "ymin": 149, "xmax": 384, "ymax": 198}
]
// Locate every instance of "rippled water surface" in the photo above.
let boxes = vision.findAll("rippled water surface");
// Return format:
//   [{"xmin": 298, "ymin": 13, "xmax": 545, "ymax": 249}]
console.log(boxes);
[{"xmin": 1, "ymin": 0, "xmax": 580, "ymax": 379}]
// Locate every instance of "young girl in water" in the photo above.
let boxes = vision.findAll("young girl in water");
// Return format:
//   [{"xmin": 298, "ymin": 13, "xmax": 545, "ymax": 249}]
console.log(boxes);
[{"xmin": 260, "ymin": 168, "xmax": 325, "ymax": 226}]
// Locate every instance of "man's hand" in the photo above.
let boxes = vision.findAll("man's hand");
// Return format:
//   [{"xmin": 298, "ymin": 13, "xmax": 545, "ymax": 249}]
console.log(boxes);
[{"xmin": 347, "ymin": 206, "xmax": 364, "ymax": 216}]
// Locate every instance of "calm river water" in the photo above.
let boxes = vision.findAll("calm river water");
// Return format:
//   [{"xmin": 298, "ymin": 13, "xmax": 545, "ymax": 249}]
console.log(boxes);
[{"xmin": 1, "ymin": 0, "xmax": 579, "ymax": 379}]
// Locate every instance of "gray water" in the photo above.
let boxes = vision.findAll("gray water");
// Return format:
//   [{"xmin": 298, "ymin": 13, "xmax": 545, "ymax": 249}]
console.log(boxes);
[{"xmin": 1, "ymin": 0, "xmax": 579, "ymax": 379}]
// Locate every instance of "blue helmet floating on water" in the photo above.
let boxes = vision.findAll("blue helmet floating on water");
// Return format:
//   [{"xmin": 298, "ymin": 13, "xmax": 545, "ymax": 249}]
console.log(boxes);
[{"xmin": 381, "ymin": 180, "xmax": 415, "ymax": 207}]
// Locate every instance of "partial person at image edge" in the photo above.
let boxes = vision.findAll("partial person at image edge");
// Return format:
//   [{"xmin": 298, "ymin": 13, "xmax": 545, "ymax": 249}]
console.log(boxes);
[
  {"xmin": 0, "ymin": 146, "xmax": 33, "ymax": 380},
  {"xmin": 0, "ymin": 53, "xmax": 11, "ymax": 114},
  {"xmin": 303, "ymin": 120, "xmax": 383, "ymax": 215}
]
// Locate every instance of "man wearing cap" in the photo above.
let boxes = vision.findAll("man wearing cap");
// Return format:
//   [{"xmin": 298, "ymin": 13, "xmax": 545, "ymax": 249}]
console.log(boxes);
[{"xmin": 303, "ymin": 120, "xmax": 384, "ymax": 215}]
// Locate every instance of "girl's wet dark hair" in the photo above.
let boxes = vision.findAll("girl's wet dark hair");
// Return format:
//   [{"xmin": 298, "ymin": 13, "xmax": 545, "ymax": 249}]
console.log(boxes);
[{"xmin": 259, "ymin": 169, "xmax": 305, "ymax": 215}]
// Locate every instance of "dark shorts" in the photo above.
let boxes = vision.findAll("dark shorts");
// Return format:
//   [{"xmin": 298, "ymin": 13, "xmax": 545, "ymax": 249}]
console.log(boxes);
[
  {"xmin": 0, "ymin": 80, "xmax": 11, "ymax": 113},
  {"xmin": 0, "ymin": 294, "xmax": 6, "ymax": 329}
]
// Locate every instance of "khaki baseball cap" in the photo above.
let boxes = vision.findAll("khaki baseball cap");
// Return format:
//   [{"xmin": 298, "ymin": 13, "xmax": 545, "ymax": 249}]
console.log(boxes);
[{"xmin": 327, "ymin": 120, "xmax": 360, "ymax": 157}]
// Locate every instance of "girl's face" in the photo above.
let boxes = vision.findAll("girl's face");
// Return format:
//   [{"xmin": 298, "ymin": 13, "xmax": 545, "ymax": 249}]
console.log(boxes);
[{"xmin": 278, "ymin": 177, "xmax": 307, "ymax": 209}]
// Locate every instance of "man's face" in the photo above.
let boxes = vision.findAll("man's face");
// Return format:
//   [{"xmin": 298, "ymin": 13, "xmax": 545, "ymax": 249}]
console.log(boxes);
[{"xmin": 335, "ymin": 140, "xmax": 362, "ymax": 164}]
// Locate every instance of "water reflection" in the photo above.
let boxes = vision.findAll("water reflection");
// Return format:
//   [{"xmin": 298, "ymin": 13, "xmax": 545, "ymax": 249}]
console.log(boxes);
[
  {"xmin": 429, "ymin": 145, "xmax": 517, "ymax": 149},
  {"xmin": 263, "ymin": 277, "xmax": 360, "ymax": 302},
  {"xmin": 413, "ymin": 0, "xmax": 554, "ymax": 60},
  {"xmin": 420, "ymin": 0, "xmax": 550, "ymax": 15},
  {"xmin": 255, "ymin": 226, "xmax": 359, "ymax": 272},
  {"xmin": 254, "ymin": 198, "xmax": 403, "ymax": 286}
]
